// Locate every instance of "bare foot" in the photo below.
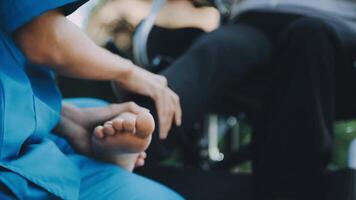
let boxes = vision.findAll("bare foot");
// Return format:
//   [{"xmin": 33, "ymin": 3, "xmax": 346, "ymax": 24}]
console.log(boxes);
[{"xmin": 92, "ymin": 112, "xmax": 154, "ymax": 171}]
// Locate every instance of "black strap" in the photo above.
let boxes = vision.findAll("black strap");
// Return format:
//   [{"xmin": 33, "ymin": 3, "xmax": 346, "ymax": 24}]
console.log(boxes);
[{"xmin": 59, "ymin": 0, "xmax": 89, "ymax": 16}]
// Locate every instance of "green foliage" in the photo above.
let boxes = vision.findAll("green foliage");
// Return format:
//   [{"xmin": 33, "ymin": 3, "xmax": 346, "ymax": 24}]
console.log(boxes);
[
  {"xmin": 159, "ymin": 120, "xmax": 356, "ymax": 170},
  {"xmin": 331, "ymin": 121, "xmax": 356, "ymax": 169}
]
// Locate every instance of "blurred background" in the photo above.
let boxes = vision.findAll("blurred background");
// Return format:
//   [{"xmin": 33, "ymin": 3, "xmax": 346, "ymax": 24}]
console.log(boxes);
[
  {"xmin": 61, "ymin": 0, "xmax": 355, "ymax": 171},
  {"xmin": 59, "ymin": 0, "xmax": 356, "ymax": 199}
]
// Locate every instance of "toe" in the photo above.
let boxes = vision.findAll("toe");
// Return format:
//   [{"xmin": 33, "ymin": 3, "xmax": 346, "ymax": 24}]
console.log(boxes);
[
  {"xmin": 138, "ymin": 152, "xmax": 147, "ymax": 159},
  {"xmin": 93, "ymin": 126, "xmax": 105, "ymax": 139},
  {"xmin": 112, "ymin": 118, "xmax": 124, "ymax": 132},
  {"xmin": 135, "ymin": 158, "xmax": 145, "ymax": 168},
  {"xmin": 103, "ymin": 122, "xmax": 115, "ymax": 136},
  {"xmin": 136, "ymin": 112, "xmax": 155, "ymax": 138},
  {"xmin": 123, "ymin": 118, "xmax": 136, "ymax": 132}
]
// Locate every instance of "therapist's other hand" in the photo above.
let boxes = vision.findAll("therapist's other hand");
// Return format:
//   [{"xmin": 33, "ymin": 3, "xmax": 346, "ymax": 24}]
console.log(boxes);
[
  {"xmin": 54, "ymin": 101, "xmax": 149, "ymax": 155},
  {"xmin": 114, "ymin": 66, "xmax": 182, "ymax": 139}
]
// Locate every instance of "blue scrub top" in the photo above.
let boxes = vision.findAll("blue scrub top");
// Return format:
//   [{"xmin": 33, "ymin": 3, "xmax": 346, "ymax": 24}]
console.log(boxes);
[
  {"xmin": 0, "ymin": 2, "xmax": 185, "ymax": 199},
  {"xmin": 0, "ymin": 1, "xmax": 87, "ymax": 199}
]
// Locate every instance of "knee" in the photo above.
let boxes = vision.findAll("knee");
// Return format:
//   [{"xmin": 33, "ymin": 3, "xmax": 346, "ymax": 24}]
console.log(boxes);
[
  {"xmin": 278, "ymin": 17, "xmax": 339, "ymax": 75},
  {"xmin": 195, "ymin": 24, "xmax": 270, "ymax": 55},
  {"xmin": 284, "ymin": 17, "xmax": 337, "ymax": 45},
  {"xmin": 189, "ymin": 24, "xmax": 271, "ymax": 71}
]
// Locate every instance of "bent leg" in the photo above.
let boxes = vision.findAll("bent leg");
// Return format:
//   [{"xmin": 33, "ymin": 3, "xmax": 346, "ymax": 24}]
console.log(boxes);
[
  {"xmin": 162, "ymin": 24, "xmax": 272, "ymax": 125},
  {"xmin": 253, "ymin": 17, "xmax": 341, "ymax": 200},
  {"xmin": 132, "ymin": 24, "xmax": 272, "ymax": 164}
]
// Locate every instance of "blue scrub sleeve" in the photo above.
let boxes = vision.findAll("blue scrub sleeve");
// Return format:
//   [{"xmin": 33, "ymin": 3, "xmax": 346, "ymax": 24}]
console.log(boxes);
[{"xmin": 0, "ymin": 0, "xmax": 88, "ymax": 33}]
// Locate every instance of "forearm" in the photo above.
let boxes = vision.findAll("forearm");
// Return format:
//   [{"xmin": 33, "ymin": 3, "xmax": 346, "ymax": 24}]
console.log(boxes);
[{"xmin": 14, "ymin": 10, "xmax": 134, "ymax": 83}]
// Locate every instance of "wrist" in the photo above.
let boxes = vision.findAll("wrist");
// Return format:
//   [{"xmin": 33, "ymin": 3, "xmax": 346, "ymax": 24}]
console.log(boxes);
[{"xmin": 113, "ymin": 59, "xmax": 136, "ymax": 84}]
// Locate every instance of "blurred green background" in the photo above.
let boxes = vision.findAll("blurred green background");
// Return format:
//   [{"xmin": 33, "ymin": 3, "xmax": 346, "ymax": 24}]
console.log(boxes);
[
  {"xmin": 332, "ymin": 120, "xmax": 356, "ymax": 168},
  {"xmin": 162, "ymin": 120, "xmax": 356, "ymax": 171}
]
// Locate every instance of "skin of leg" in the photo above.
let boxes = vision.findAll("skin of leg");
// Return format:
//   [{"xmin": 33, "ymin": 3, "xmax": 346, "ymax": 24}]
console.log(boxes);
[{"xmin": 92, "ymin": 111, "xmax": 155, "ymax": 171}]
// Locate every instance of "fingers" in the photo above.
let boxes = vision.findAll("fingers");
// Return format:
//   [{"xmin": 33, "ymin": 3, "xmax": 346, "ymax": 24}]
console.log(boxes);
[
  {"xmin": 83, "ymin": 106, "xmax": 120, "ymax": 125},
  {"xmin": 111, "ymin": 102, "xmax": 150, "ymax": 115},
  {"xmin": 156, "ymin": 97, "xmax": 174, "ymax": 140},
  {"xmin": 98, "ymin": 132, "xmax": 151, "ymax": 153},
  {"xmin": 156, "ymin": 88, "xmax": 182, "ymax": 140},
  {"xmin": 170, "ymin": 90, "xmax": 182, "ymax": 127},
  {"xmin": 159, "ymin": 114, "xmax": 173, "ymax": 140},
  {"xmin": 84, "ymin": 101, "xmax": 149, "ymax": 127}
]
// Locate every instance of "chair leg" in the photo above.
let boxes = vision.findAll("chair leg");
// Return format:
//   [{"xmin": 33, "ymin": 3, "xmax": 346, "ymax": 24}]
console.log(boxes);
[
  {"xmin": 348, "ymin": 138, "xmax": 356, "ymax": 169},
  {"xmin": 207, "ymin": 114, "xmax": 224, "ymax": 162}
]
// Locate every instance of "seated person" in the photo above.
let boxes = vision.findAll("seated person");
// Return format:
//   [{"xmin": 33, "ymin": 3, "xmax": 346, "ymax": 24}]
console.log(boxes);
[
  {"xmin": 86, "ymin": 0, "xmax": 220, "ymax": 51},
  {"xmin": 0, "ymin": 0, "xmax": 184, "ymax": 199},
  {"xmin": 58, "ymin": 0, "xmax": 220, "ymax": 104},
  {"xmin": 98, "ymin": 0, "xmax": 356, "ymax": 199},
  {"xmin": 58, "ymin": 0, "xmax": 220, "ymax": 100}
]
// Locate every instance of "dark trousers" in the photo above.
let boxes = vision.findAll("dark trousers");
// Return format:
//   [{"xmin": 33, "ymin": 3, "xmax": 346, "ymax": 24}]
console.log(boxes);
[{"xmin": 130, "ymin": 13, "xmax": 355, "ymax": 200}]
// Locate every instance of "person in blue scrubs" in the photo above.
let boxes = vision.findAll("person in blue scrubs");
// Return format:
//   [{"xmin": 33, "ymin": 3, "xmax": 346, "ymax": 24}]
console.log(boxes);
[{"xmin": 0, "ymin": 0, "xmax": 183, "ymax": 199}]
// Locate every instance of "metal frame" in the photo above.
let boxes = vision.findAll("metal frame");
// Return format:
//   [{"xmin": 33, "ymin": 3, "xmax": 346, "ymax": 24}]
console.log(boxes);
[
  {"xmin": 349, "ymin": 138, "xmax": 356, "ymax": 169},
  {"xmin": 132, "ymin": 0, "xmax": 166, "ymax": 67}
]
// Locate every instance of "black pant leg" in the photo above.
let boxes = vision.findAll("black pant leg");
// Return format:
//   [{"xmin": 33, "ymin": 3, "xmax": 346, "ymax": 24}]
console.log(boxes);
[
  {"xmin": 139, "ymin": 24, "xmax": 272, "ymax": 165},
  {"xmin": 252, "ymin": 17, "xmax": 341, "ymax": 200},
  {"xmin": 162, "ymin": 23, "xmax": 272, "ymax": 126}
]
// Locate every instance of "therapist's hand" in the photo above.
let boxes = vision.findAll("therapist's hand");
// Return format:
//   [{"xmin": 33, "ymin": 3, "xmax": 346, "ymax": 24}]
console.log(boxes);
[
  {"xmin": 14, "ymin": 9, "xmax": 181, "ymax": 139},
  {"xmin": 114, "ymin": 66, "xmax": 182, "ymax": 139},
  {"xmin": 54, "ymin": 102, "xmax": 148, "ymax": 155}
]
